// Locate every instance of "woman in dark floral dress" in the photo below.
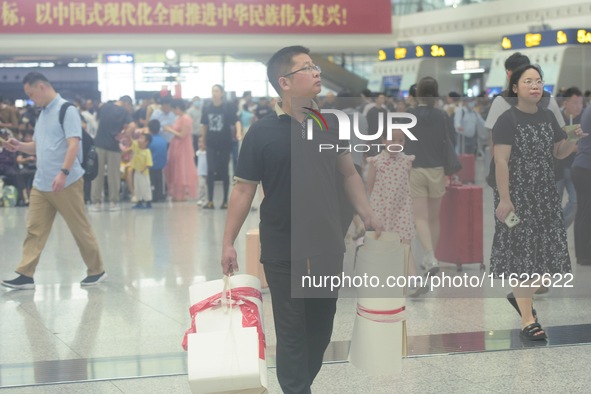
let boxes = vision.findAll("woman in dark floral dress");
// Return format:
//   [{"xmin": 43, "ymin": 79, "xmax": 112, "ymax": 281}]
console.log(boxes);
[{"xmin": 490, "ymin": 65, "xmax": 587, "ymax": 340}]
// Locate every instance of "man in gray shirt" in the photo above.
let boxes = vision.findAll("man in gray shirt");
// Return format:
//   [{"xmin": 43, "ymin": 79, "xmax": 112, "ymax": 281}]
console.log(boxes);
[{"xmin": 2, "ymin": 72, "xmax": 106, "ymax": 290}]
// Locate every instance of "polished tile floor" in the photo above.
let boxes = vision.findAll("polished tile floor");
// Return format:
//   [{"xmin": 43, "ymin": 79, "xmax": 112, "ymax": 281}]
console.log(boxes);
[{"xmin": 2, "ymin": 165, "xmax": 591, "ymax": 393}]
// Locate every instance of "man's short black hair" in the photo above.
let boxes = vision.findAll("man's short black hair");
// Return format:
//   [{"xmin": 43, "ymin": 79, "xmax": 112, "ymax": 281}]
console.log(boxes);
[
  {"xmin": 171, "ymin": 98, "xmax": 186, "ymax": 110},
  {"xmin": 142, "ymin": 133, "xmax": 153, "ymax": 145},
  {"xmin": 562, "ymin": 87, "xmax": 583, "ymax": 98},
  {"xmin": 119, "ymin": 95, "xmax": 133, "ymax": 105},
  {"xmin": 504, "ymin": 52, "xmax": 530, "ymax": 72},
  {"xmin": 160, "ymin": 96, "xmax": 172, "ymax": 106},
  {"xmin": 267, "ymin": 45, "xmax": 310, "ymax": 96},
  {"xmin": 22, "ymin": 72, "xmax": 51, "ymax": 86},
  {"xmin": 148, "ymin": 119, "xmax": 160, "ymax": 134}
]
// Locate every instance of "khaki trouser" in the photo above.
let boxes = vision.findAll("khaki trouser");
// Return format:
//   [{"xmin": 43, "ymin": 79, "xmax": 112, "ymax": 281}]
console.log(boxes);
[
  {"xmin": 91, "ymin": 147, "xmax": 121, "ymax": 204},
  {"xmin": 16, "ymin": 178, "xmax": 104, "ymax": 278}
]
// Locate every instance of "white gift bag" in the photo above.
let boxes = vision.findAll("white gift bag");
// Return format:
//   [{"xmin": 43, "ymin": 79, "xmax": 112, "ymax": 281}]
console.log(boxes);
[
  {"xmin": 184, "ymin": 275, "xmax": 268, "ymax": 394},
  {"xmin": 354, "ymin": 231, "xmax": 407, "ymax": 301},
  {"xmin": 349, "ymin": 232, "xmax": 408, "ymax": 375}
]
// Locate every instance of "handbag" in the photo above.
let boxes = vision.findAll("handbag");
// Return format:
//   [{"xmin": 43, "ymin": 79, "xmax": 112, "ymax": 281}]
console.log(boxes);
[
  {"xmin": 440, "ymin": 109, "xmax": 462, "ymax": 176},
  {"xmin": 443, "ymin": 134, "xmax": 462, "ymax": 176},
  {"xmin": 184, "ymin": 275, "xmax": 268, "ymax": 394}
]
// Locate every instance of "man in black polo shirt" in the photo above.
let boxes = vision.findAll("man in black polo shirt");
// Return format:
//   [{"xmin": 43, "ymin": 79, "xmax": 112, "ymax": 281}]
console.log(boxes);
[{"xmin": 221, "ymin": 46, "xmax": 381, "ymax": 394}]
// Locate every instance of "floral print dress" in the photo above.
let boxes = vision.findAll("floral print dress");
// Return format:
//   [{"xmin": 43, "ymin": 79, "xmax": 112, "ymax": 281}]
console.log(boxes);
[
  {"xmin": 368, "ymin": 151, "xmax": 415, "ymax": 243},
  {"xmin": 490, "ymin": 107, "xmax": 571, "ymax": 278}
]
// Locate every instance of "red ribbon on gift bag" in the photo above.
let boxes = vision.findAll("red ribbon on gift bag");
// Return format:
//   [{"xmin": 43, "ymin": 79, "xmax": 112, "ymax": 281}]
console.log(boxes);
[
  {"xmin": 182, "ymin": 286, "xmax": 266, "ymax": 360},
  {"xmin": 356, "ymin": 304, "xmax": 406, "ymax": 323}
]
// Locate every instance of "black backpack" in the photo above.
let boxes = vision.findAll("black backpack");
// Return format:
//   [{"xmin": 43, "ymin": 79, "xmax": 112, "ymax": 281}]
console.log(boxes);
[{"xmin": 58, "ymin": 102, "xmax": 99, "ymax": 181}]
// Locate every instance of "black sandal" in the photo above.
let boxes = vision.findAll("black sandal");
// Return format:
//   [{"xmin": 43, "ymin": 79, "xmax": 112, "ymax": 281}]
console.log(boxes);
[
  {"xmin": 520, "ymin": 322, "xmax": 547, "ymax": 341},
  {"xmin": 535, "ymin": 286, "xmax": 549, "ymax": 295},
  {"xmin": 507, "ymin": 292, "xmax": 538, "ymax": 322}
]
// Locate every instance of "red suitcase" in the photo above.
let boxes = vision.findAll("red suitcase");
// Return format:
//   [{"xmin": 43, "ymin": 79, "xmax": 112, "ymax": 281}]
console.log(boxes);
[
  {"xmin": 457, "ymin": 154, "xmax": 475, "ymax": 184},
  {"xmin": 435, "ymin": 185, "xmax": 484, "ymax": 271}
]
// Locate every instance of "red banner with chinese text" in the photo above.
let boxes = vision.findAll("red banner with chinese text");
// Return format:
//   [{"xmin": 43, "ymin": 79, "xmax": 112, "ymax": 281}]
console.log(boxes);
[{"xmin": 0, "ymin": 0, "xmax": 392, "ymax": 34}]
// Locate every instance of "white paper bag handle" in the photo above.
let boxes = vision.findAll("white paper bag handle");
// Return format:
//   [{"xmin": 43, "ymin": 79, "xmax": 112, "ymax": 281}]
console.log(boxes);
[{"xmin": 221, "ymin": 275, "xmax": 234, "ymax": 321}]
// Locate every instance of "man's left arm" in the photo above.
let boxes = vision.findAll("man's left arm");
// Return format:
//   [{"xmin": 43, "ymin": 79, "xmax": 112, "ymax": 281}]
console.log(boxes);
[
  {"xmin": 53, "ymin": 106, "xmax": 82, "ymax": 192},
  {"xmin": 337, "ymin": 153, "xmax": 382, "ymax": 236},
  {"xmin": 52, "ymin": 137, "xmax": 80, "ymax": 192}
]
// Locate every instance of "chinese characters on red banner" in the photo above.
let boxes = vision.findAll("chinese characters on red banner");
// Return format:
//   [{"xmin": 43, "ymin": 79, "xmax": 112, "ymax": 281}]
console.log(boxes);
[{"xmin": 0, "ymin": 1, "xmax": 370, "ymax": 31}]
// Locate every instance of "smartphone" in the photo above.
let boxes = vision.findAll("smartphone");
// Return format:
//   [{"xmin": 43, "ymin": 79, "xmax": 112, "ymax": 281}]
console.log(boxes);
[{"xmin": 504, "ymin": 211, "xmax": 520, "ymax": 228}]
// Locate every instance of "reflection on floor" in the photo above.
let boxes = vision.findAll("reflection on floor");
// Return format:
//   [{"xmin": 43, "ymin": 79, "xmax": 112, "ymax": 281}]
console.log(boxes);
[{"xmin": 2, "ymin": 323, "xmax": 591, "ymax": 388}]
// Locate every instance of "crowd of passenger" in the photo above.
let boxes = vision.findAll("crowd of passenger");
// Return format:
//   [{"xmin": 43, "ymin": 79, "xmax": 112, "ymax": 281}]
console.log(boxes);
[
  {"xmin": 1, "ymin": 80, "xmax": 590, "ymax": 211},
  {"xmin": 0, "ymin": 90, "xmax": 278, "ymax": 208},
  {"xmin": 2, "ymin": 57, "xmax": 591, "ymax": 339}
]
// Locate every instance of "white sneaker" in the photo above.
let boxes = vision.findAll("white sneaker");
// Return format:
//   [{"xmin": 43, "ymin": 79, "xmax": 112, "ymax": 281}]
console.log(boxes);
[
  {"xmin": 89, "ymin": 203, "xmax": 102, "ymax": 212},
  {"xmin": 197, "ymin": 200, "xmax": 204, "ymax": 206},
  {"xmin": 108, "ymin": 203, "xmax": 120, "ymax": 212}
]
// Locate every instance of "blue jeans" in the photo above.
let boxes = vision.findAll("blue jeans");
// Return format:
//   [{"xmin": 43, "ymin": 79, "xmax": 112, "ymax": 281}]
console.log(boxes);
[{"xmin": 556, "ymin": 167, "xmax": 577, "ymax": 229}]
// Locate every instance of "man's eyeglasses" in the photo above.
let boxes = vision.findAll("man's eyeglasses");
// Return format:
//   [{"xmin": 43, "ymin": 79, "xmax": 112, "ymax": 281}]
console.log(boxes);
[
  {"xmin": 282, "ymin": 65, "xmax": 321, "ymax": 78},
  {"xmin": 522, "ymin": 79, "xmax": 544, "ymax": 87}
]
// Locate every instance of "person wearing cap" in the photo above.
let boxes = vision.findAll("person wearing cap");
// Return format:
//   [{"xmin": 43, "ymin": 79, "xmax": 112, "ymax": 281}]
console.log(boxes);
[{"xmin": 90, "ymin": 95, "xmax": 136, "ymax": 212}]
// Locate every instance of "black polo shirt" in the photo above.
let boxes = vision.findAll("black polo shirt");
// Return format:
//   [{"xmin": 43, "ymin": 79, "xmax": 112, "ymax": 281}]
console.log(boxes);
[{"xmin": 235, "ymin": 104, "xmax": 349, "ymax": 262}]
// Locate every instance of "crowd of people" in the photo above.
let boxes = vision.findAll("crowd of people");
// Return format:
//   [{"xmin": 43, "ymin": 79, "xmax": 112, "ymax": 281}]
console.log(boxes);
[{"xmin": 0, "ymin": 89, "xmax": 278, "ymax": 209}]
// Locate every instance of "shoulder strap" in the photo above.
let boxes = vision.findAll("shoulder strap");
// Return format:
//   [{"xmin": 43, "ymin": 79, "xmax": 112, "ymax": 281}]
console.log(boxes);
[
  {"xmin": 490, "ymin": 107, "xmax": 518, "ymax": 161},
  {"xmin": 440, "ymin": 108, "xmax": 452, "ymax": 142},
  {"xmin": 59, "ymin": 102, "xmax": 75, "ymax": 130}
]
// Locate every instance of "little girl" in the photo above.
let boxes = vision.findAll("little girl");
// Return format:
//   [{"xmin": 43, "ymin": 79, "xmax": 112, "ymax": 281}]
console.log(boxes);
[{"xmin": 366, "ymin": 129, "xmax": 416, "ymax": 276}]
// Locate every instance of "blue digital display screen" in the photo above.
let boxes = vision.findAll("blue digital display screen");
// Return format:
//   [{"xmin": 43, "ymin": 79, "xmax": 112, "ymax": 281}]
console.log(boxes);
[
  {"xmin": 486, "ymin": 87, "xmax": 503, "ymax": 97},
  {"xmin": 378, "ymin": 45, "xmax": 464, "ymax": 61}
]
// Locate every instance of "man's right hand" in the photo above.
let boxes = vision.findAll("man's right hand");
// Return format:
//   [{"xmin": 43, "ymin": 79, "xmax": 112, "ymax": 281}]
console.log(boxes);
[
  {"xmin": 2, "ymin": 138, "xmax": 21, "ymax": 152},
  {"xmin": 221, "ymin": 245, "xmax": 239, "ymax": 276}
]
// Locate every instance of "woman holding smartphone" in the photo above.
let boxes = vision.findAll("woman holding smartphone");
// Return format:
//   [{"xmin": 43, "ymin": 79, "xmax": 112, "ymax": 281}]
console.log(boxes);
[{"xmin": 490, "ymin": 64, "xmax": 587, "ymax": 341}]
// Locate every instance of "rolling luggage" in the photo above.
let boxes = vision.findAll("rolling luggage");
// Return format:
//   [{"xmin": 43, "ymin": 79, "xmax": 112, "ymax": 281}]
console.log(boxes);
[
  {"xmin": 457, "ymin": 154, "xmax": 475, "ymax": 184},
  {"xmin": 435, "ymin": 184, "xmax": 484, "ymax": 271}
]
